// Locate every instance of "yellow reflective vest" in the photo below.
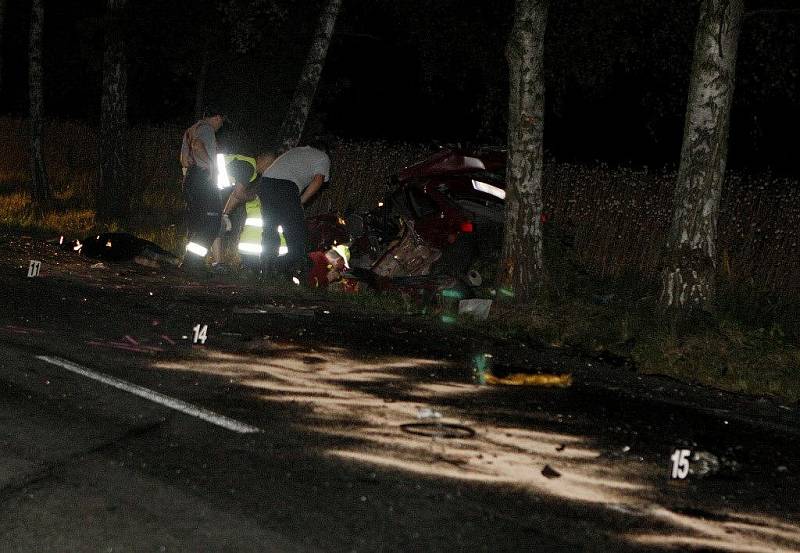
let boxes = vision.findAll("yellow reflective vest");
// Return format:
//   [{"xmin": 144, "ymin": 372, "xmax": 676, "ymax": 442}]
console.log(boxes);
[
  {"xmin": 237, "ymin": 198, "xmax": 289, "ymax": 258},
  {"xmin": 224, "ymin": 154, "xmax": 258, "ymax": 183},
  {"xmin": 238, "ymin": 197, "xmax": 263, "ymax": 256}
]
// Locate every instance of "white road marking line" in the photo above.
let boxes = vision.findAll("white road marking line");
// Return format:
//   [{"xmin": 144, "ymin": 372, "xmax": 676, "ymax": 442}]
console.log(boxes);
[{"xmin": 36, "ymin": 355, "xmax": 261, "ymax": 434}]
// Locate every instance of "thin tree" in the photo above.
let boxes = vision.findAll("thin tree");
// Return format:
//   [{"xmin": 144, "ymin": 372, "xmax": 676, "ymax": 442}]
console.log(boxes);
[
  {"xmin": 96, "ymin": 0, "xmax": 129, "ymax": 222},
  {"xmin": 660, "ymin": 0, "xmax": 744, "ymax": 316},
  {"xmin": 193, "ymin": 49, "xmax": 210, "ymax": 122},
  {"xmin": 0, "ymin": 0, "xmax": 6, "ymax": 99},
  {"xmin": 28, "ymin": 0, "xmax": 51, "ymax": 214},
  {"xmin": 278, "ymin": 0, "xmax": 342, "ymax": 151},
  {"xmin": 496, "ymin": 0, "xmax": 549, "ymax": 303}
]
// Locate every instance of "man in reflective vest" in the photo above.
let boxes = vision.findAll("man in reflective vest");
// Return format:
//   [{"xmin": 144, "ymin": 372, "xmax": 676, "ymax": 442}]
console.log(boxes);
[
  {"xmin": 221, "ymin": 153, "xmax": 278, "ymax": 271},
  {"xmin": 180, "ymin": 107, "xmax": 226, "ymax": 272}
]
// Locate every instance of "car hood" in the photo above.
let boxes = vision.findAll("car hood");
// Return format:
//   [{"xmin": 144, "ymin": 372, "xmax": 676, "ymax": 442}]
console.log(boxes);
[{"xmin": 398, "ymin": 149, "xmax": 506, "ymax": 182}]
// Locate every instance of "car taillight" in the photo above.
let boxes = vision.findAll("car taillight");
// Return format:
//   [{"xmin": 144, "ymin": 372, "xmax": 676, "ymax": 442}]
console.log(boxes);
[{"xmin": 460, "ymin": 221, "xmax": 474, "ymax": 233}]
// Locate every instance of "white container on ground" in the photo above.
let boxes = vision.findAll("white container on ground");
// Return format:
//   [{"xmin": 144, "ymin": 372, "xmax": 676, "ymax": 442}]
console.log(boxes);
[{"xmin": 458, "ymin": 299, "xmax": 493, "ymax": 320}]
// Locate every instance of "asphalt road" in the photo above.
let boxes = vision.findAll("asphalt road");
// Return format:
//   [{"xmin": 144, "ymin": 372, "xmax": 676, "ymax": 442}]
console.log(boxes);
[{"xmin": 1, "ymin": 234, "xmax": 800, "ymax": 552}]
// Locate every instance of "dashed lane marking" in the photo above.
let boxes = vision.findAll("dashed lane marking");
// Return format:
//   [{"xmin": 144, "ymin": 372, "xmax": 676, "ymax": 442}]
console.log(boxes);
[{"xmin": 36, "ymin": 355, "xmax": 261, "ymax": 434}]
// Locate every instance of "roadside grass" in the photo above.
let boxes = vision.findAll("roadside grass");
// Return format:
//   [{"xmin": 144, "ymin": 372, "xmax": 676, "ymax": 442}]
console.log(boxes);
[
  {"xmin": 2, "ymin": 117, "xmax": 799, "ymax": 402},
  {"xmin": 476, "ymin": 230, "xmax": 800, "ymax": 403}
]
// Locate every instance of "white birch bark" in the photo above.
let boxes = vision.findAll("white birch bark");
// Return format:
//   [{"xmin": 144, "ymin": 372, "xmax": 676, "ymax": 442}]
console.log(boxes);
[
  {"xmin": 278, "ymin": 0, "xmax": 342, "ymax": 152},
  {"xmin": 497, "ymin": 0, "xmax": 549, "ymax": 303},
  {"xmin": 661, "ymin": 0, "xmax": 744, "ymax": 313}
]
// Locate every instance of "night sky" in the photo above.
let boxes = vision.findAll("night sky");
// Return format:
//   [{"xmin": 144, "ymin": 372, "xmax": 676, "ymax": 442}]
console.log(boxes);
[{"xmin": 1, "ymin": 0, "xmax": 798, "ymax": 173}]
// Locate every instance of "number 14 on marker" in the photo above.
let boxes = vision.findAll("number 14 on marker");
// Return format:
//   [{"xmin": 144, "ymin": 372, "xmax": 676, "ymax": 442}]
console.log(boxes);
[{"xmin": 192, "ymin": 324, "xmax": 208, "ymax": 345}]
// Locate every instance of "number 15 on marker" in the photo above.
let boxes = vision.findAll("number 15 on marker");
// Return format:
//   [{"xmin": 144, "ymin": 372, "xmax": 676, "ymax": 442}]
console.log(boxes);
[{"xmin": 670, "ymin": 449, "xmax": 691, "ymax": 479}]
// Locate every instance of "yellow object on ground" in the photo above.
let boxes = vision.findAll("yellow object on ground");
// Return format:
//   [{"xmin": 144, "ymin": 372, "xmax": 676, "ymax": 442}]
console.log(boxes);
[{"xmin": 484, "ymin": 373, "xmax": 573, "ymax": 387}]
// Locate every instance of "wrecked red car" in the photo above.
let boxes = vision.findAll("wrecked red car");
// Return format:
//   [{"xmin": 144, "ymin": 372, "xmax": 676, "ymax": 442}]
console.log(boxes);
[
  {"xmin": 307, "ymin": 148, "xmax": 507, "ymax": 282},
  {"xmin": 388, "ymin": 147, "xmax": 507, "ymax": 275}
]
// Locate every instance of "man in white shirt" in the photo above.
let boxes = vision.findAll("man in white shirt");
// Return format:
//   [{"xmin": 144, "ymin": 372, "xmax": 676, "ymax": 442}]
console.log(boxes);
[{"xmin": 258, "ymin": 140, "xmax": 331, "ymax": 277}]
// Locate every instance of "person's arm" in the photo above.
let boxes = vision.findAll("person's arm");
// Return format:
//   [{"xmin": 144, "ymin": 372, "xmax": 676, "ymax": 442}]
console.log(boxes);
[
  {"xmin": 223, "ymin": 182, "xmax": 249, "ymax": 215},
  {"xmin": 300, "ymin": 174, "xmax": 325, "ymax": 205}
]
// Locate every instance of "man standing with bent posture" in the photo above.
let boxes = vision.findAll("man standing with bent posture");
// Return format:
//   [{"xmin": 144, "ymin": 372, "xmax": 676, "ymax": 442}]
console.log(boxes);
[
  {"xmin": 179, "ymin": 107, "xmax": 227, "ymax": 272},
  {"xmin": 258, "ymin": 141, "xmax": 330, "ymax": 278}
]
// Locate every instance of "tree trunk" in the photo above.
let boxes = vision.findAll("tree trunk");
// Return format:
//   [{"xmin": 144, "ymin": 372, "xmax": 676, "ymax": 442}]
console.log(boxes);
[
  {"xmin": 496, "ymin": 0, "xmax": 549, "ymax": 303},
  {"xmin": 278, "ymin": 0, "xmax": 342, "ymax": 152},
  {"xmin": 96, "ymin": 0, "xmax": 129, "ymax": 223},
  {"xmin": 0, "ymin": 0, "xmax": 6, "ymax": 99},
  {"xmin": 193, "ymin": 48, "xmax": 209, "ymax": 122},
  {"xmin": 28, "ymin": 0, "xmax": 51, "ymax": 214},
  {"xmin": 660, "ymin": 0, "xmax": 744, "ymax": 315}
]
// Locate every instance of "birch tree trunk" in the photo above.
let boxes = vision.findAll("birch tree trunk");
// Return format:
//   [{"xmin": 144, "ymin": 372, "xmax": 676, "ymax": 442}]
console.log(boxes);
[
  {"xmin": 660, "ymin": 0, "xmax": 744, "ymax": 315},
  {"xmin": 496, "ymin": 0, "xmax": 549, "ymax": 303},
  {"xmin": 278, "ymin": 0, "xmax": 342, "ymax": 152},
  {"xmin": 28, "ymin": 0, "xmax": 51, "ymax": 214},
  {"xmin": 96, "ymin": 0, "xmax": 129, "ymax": 222}
]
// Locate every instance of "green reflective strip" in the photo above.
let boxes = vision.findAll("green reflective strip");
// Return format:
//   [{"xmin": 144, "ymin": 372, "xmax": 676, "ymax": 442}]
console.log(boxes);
[
  {"xmin": 441, "ymin": 315, "xmax": 457, "ymax": 324},
  {"xmin": 442, "ymin": 289, "xmax": 464, "ymax": 299}
]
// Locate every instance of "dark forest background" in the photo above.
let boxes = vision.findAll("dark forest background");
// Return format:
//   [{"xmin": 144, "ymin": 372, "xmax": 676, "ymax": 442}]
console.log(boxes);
[{"xmin": 0, "ymin": 0, "xmax": 798, "ymax": 172}]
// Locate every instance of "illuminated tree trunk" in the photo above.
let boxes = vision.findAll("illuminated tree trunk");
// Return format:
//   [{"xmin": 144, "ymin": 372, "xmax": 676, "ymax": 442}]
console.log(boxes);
[
  {"xmin": 96, "ymin": 0, "xmax": 129, "ymax": 222},
  {"xmin": 28, "ymin": 0, "xmax": 51, "ymax": 214},
  {"xmin": 660, "ymin": 0, "xmax": 744, "ymax": 315},
  {"xmin": 278, "ymin": 0, "xmax": 342, "ymax": 152},
  {"xmin": 497, "ymin": 0, "xmax": 549, "ymax": 303}
]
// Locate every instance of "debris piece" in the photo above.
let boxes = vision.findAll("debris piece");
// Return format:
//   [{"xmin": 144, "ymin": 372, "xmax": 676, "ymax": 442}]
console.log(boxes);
[
  {"xmin": 466, "ymin": 270, "xmax": 483, "ymax": 287},
  {"xmin": 458, "ymin": 299, "xmax": 493, "ymax": 320},
  {"xmin": 400, "ymin": 423, "xmax": 476, "ymax": 439},
  {"xmin": 555, "ymin": 444, "xmax": 566, "ymax": 452},
  {"xmin": 90, "ymin": 262, "xmax": 107, "ymax": 270},
  {"xmin": 416, "ymin": 407, "xmax": 443, "ymax": 420},
  {"xmin": 484, "ymin": 373, "xmax": 572, "ymax": 387},
  {"xmin": 541, "ymin": 465, "xmax": 561, "ymax": 479},
  {"xmin": 689, "ymin": 451, "xmax": 721, "ymax": 477}
]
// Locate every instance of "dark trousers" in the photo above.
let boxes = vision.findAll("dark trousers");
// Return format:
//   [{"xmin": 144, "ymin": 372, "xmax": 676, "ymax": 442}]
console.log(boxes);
[
  {"xmin": 183, "ymin": 165, "xmax": 222, "ymax": 253},
  {"xmin": 257, "ymin": 177, "xmax": 308, "ymax": 276}
]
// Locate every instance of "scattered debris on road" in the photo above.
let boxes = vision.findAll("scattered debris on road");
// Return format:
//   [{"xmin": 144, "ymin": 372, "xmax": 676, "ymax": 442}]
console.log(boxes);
[
  {"xmin": 483, "ymin": 372, "xmax": 573, "ymax": 387},
  {"xmin": 400, "ymin": 422, "xmax": 476, "ymax": 439},
  {"xmin": 541, "ymin": 464, "xmax": 562, "ymax": 479}
]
